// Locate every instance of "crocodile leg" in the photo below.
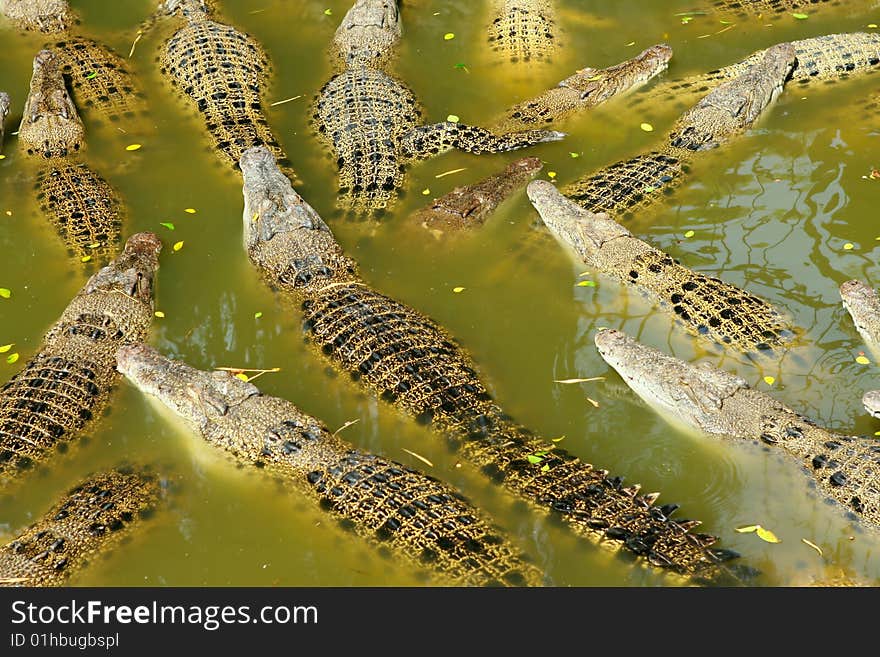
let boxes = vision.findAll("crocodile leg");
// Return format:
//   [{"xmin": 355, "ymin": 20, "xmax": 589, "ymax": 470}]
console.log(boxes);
[{"xmin": 400, "ymin": 121, "xmax": 564, "ymax": 158}]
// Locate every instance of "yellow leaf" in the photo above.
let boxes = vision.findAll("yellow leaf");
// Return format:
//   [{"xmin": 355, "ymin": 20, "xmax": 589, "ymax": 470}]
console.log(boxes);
[
  {"xmin": 0, "ymin": 344, "xmax": 12, "ymax": 353},
  {"xmin": 80, "ymin": 255, "xmax": 92, "ymax": 263},
  {"xmin": 184, "ymin": 208, "xmax": 196, "ymax": 214},
  {"xmin": 235, "ymin": 373, "xmax": 250, "ymax": 382},
  {"xmin": 756, "ymin": 526, "xmax": 781, "ymax": 543},
  {"xmin": 6, "ymin": 353, "xmax": 19, "ymax": 364},
  {"xmin": 125, "ymin": 144, "xmax": 142, "ymax": 151},
  {"xmin": 684, "ymin": 230, "xmax": 695, "ymax": 238},
  {"xmin": 452, "ymin": 286, "xmax": 465, "ymax": 293},
  {"xmin": 856, "ymin": 355, "xmax": 870, "ymax": 365},
  {"xmin": 446, "ymin": 114, "xmax": 459, "ymax": 123},
  {"xmin": 421, "ymin": 188, "xmax": 431, "ymax": 195},
  {"xmin": 547, "ymin": 171, "xmax": 557, "ymax": 179},
  {"xmin": 0, "ymin": 288, "xmax": 10, "ymax": 299},
  {"xmin": 735, "ymin": 525, "xmax": 759, "ymax": 533},
  {"xmin": 640, "ymin": 122, "xmax": 654, "ymax": 132},
  {"xmin": 443, "ymin": 32, "xmax": 455, "ymax": 40},
  {"xmin": 154, "ymin": 311, "xmax": 165, "ymax": 318},
  {"xmin": 173, "ymin": 241, "xmax": 184, "ymax": 252},
  {"xmin": 843, "ymin": 243, "xmax": 854, "ymax": 250},
  {"xmin": 763, "ymin": 376, "xmax": 775, "ymax": 385}
]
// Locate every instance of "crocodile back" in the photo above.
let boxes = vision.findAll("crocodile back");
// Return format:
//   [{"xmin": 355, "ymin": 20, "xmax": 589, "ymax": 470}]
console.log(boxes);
[{"xmin": 487, "ymin": 0, "xmax": 559, "ymax": 65}]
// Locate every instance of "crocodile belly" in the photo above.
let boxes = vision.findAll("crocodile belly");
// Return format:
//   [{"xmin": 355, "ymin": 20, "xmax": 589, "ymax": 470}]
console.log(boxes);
[{"xmin": 313, "ymin": 68, "xmax": 420, "ymax": 212}]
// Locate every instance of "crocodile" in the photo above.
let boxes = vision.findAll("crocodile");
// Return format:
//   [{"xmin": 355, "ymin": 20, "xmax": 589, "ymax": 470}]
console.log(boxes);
[
  {"xmin": 0, "ymin": 0, "xmax": 148, "ymax": 128},
  {"xmin": 153, "ymin": 0, "xmax": 290, "ymax": 172},
  {"xmin": 705, "ymin": 0, "xmax": 877, "ymax": 18},
  {"xmin": 0, "ymin": 467, "xmax": 161, "ymax": 586},
  {"xmin": 117, "ymin": 344, "xmax": 544, "ymax": 587},
  {"xmin": 0, "ymin": 92, "xmax": 8, "ymax": 152},
  {"xmin": 18, "ymin": 49, "xmax": 124, "ymax": 262},
  {"xmin": 528, "ymin": 180, "xmax": 793, "ymax": 354},
  {"xmin": 312, "ymin": 0, "xmax": 564, "ymax": 213},
  {"xmin": 628, "ymin": 33, "xmax": 880, "ymax": 114},
  {"xmin": 486, "ymin": 0, "xmax": 559, "ymax": 65},
  {"xmin": 409, "ymin": 157, "xmax": 542, "ymax": 235},
  {"xmin": 237, "ymin": 145, "xmax": 745, "ymax": 582},
  {"xmin": 564, "ymin": 42, "xmax": 796, "ymax": 218},
  {"xmin": 840, "ymin": 279, "xmax": 880, "ymax": 361},
  {"xmin": 492, "ymin": 44, "xmax": 673, "ymax": 133},
  {"xmin": 0, "ymin": 233, "xmax": 160, "ymax": 486},
  {"xmin": 595, "ymin": 328, "xmax": 880, "ymax": 533}
]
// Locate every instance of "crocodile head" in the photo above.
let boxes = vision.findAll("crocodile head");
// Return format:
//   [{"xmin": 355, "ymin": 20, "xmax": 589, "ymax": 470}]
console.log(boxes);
[
  {"xmin": 240, "ymin": 146, "xmax": 358, "ymax": 293},
  {"xmin": 117, "ymin": 343, "xmax": 259, "ymax": 432},
  {"xmin": 561, "ymin": 43, "xmax": 673, "ymax": 106},
  {"xmin": 0, "ymin": 0, "xmax": 73, "ymax": 33},
  {"xmin": 18, "ymin": 50, "xmax": 85, "ymax": 159},
  {"xmin": 594, "ymin": 328, "xmax": 749, "ymax": 436},
  {"xmin": 862, "ymin": 390, "xmax": 880, "ymax": 419},
  {"xmin": 527, "ymin": 180, "xmax": 630, "ymax": 266},
  {"xmin": 84, "ymin": 232, "xmax": 162, "ymax": 305},
  {"xmin": 332, "ymin": 0, "xmax": 401, "ymax": 67},
  {"xmin": 840, "ymin": 279, "xmax": 880, "ymax": 356},
  {"xmin": 669, "ymin": 42, "xmax": 796, "ymax": 151},
  {"xmin": 161, "ymin": 0, "xmax": 212, "ymax": 19}
]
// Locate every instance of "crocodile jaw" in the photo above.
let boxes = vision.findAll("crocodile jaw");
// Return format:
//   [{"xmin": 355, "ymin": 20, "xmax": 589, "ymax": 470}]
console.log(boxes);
[
  {"xmin": 527, "ymin": 180, "xmax": 630, "ymax": 265},
  {"xmin": 117, "ymin": 343, "xmax": 259, "ymax": 431},
  {"xmin": 333, "ymin": 0, "xmax": 401, "ymax": 66}
]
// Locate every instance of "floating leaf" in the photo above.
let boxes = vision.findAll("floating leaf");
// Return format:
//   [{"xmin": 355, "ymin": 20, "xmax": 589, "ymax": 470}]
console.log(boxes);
[
  {"xmin": 125, "ymin": 144, "xmax": 142, "ymax": 151},
  {"xmin": 843, "ymin": 242, "xmax": 854, "ymax": 250},
  {"xmin": 551, "ymin": 435, "xmax": 566, "ymax": 442},
  {"xmin": 184, "ymin": 208, "xmax": 197, "ymax": 214},
  {"xmin": 421, "ymin": 188, "xmax": 431, "ymax": 195},
  {"xmin": 446, "ymin": 114, "xmax": 459, "ymax": 123},
  {"xmin": 756, "ymin": 526, "xmax": 781, "ymax": 543},
  {"xmin": 547, "ymin": 171, "xmax": 557, "ymax": 178},
  {"xmin": 586, "ymin": 397, "xmax": 600, "ymax": 408},
  {"xmin": 0, "ymin": 288, "xmax": 10, "ymax": 299},
  {"xmin": 735, "ymin": 525, "xmax": 759, "ymax": 533},
  {"xmin": 452, "ymin": 286, "xmax": 465, "ymax": 293},
  {"xmin": 435, "ymin": 167, "xmax": 467, "ymax": 178},
  {"xmin": 173, "ymin": 241, "xmax": 184, "ymax": 252},
  {"xmin": 323, "ymin": 8, "xmax": 332, "ymax": 15},
  {"xmin": 6, "ymin": 353, "xmax": 19, "ymax": 364},
  {"xmin": 791, "ymin": 12, "xmax": 809, "ymax": 19},
  {"xmin": 160, "ymin": 222, "xmax": 175, "ymax": 230},
  {"xmin": 85, "ymin": 71, "xmax": 98, "ymax": 80},
  {"xmin": 526, "ymin": 454, "xmax": 543, "ymax": 464},
  {"xmin": 154, "ymin": 311, "xmax": 165, "ymax": 318},
  {"xmin": 254, "ymin": 312, "xmax": 263, "ymax": 319},
  {"xmin": 869, "ymin": 23, "xmax": 878, "ymax": 28},
  {"xmin": 763, "ymin": 376, "xmax": 775, "ymax": 385},
  {"xmin": 643, "ymin": 186, "xmax": 656, "ymax": 193},
  {"xmin": 235, "ymin": 373, "xmax": 249, "ymax": 382},
  {"xmin": 801, "ymin": 538, "xmax": 823, "ymax": 556},
  {"xmin": 684, "ymin": 230, "xmax": 695, "ymax": 238},
  {"xmin": 80, "ymin": 255, "xmax": 91, "ymax": 263},
  {"xmin": 454, "ymin": 63, "xmax": 470, "ymax": 72},
  {"xmin": 0, "ymin": 155, "xmax": 5, "ymax": 160},
  {"xmin": 625, "ymin": 41, "xmax": 635, "ymax": 46},
  {"xmin": 540, "ymin": 464, "xmax": 550, "ymax": 472},
  {"xmin": 576, "ymin": 280, "xmax": 597, "ymax": 287},
  {"xmin": 569, "ymin": 152, "xmax": 580, "ymax": 158},
  {"xmin": 856, "ymin": 355, "xmax": 870, "ymax": 365},
  {"xmin": 640, "ymin": 122, "xmax": 654, "ymax": 132},
  {"xmin": 554, "ymin": 377, "xmax": 603, "ymax": 384},
  {"xmin": 444, "ymin": 32, "xmax": 455, "ymax": 40}
]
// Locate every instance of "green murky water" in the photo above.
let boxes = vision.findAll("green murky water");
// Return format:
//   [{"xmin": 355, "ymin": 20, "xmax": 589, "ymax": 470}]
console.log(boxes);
[{"xmin": 1, "ymin": 0, "xmax": 880, "ymax": 586}]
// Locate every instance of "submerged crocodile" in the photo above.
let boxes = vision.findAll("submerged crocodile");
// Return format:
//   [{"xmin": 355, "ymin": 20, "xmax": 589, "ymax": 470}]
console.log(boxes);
[
  {"xmin": 595, "ymin": 328, "xmax": 880, "ymax": 532},
  {"xmin": 237, "ymin": 145, "xmax": 745, "ymax": 582},
  {"xmin": 410, "ymin": 157, "xmax": 542, "ymax": 235},
  {"xmin": 840, "ymin": 279, "xmax": 880, "ymax": 361},
  {"xmin": 492, "ymin": 44, "xmax": 673, "ymax": 133},
  {"xmin": 486, "ymin": 0, "xmax": 559, "ymax": 65},
  {"xmin": 153, "ymin": 0, "xmax": 290, "ymax": 172},
  {"xmin": 118, "ymin": 344, "xmax": 543, "ymax": 587},
  {"xmin": 0, "ymin": 0, "xmax": 148, "ymax": 128},
  {"xmin": 705, "ymin": 0, "xmax": 876, "ymax": 18},
  {"xmin": 312, "ymin": 0, "xmax": 564, "ymax": 213},
  {"xmin": 0, "ymin": 467, "xmax": 161, "ymax": 586},
  {"xmin": 0, "ymin": 92, "xmax": 8, "ymax": 152},
  {"xmin": 564, "ymin": 43, "xmax": 795, "ymax": 218},
  {"xmin": 528, "ymin": 180, "xmax": 793, "ymax": 354},
  {"xmin": 0, "ymin": 233, "xmax": 160, "ymax": 486},
  {"xmin": 629, "ymin": 33, "xmax": 880, "ymax": 114},
  {"xmin": 19, "ymin": 49, "xmax": 124, "ymax": 262}
]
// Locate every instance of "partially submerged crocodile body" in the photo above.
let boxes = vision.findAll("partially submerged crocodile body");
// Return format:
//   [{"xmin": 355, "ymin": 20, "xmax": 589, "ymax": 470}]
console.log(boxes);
[
  {"xmin": 492, "ymin": 44, "xmax": 673, "ymax": 133},
  {"xmin": 155, "ymin": 0, "xmax": 290, "ymax": 171},
  {"xmin": 528, "ymin": 181, "xmax": 793, "ymax": 354},
  {"xmin": 237, "ymin": 145, "xmax": 745, "ymax": 582},
  {"xmin": 410, "ymin": 157, "xmax": 542, "ymax": 234},
  {"xmin": 0, "ymin": 92, "xmax": 8, "ymax": 152},
  {"xmin": 19, "ymin": 49, "xmax": 124, "ymax": 262},
  {"xmin": 0, "ymin": 0, "xmax": 148, "ymax": 128},
  {"xmin": 595, "ymin": 328, "xmax": 880, "ymax": 533},
  {"xmin": 117, "ymin": 344, "xmax": 544, "ymax": 587},
  {"xmin": 0, "ymin": 233, "xmax": 160, "ymax": 486},
  {"xmin": 840, "ymin": 279, "xmax": 880, "ymax": 361},
  {"xmin": 706, "ymin": 0, "xmax": 875, "ymax": 18},
  {"xmin": 0, "ymin": 467, "xmax": 161, "ymax": 586},
  {"xmin": 486, "ymin": 0, "xmax": 559, "ymax": 65},
  {"xmin": 564, "ymin": 43, "xmax": 795, "ymax": 217},
  {"xmin": 312, "ymin": 0, "xmax": 564, "ymax": 213},
  {"xmin": 629, "ymin": 33, "xmax": 880, "ymax": 114}
]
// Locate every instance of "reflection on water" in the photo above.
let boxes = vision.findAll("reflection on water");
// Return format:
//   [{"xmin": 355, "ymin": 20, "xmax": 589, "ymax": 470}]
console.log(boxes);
[{"xmin": 1, "ymin": 0, "xmax": 880, "ymax": 586}]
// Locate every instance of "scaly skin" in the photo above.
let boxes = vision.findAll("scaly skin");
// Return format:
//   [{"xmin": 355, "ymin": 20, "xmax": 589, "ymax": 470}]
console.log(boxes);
[
  {"xmin": 528, "ymin": 180, "xmax": 793, "ymax": 354},
  {"xmin": 0, "ymin": 468, "xmax": 162, "ymax": 586},
  {"xmin": 409, "ymin": 157, "xmax": 542, "ymax": 234},
  {"xmin": 157, "ymin": 0, "xmax": 290, "ymax": 172},
  {"xmin": 840, "ymin": 279, "xmax": 880, "ymax": 361},
  {"xmin": 564, "ymin": 43, "xmax": 795, "ymax": 216},
  {"xmin": 117, "ymin": 344, "xmax": 544, "ymax": 587},
  {"xmin": 595, "ymin": 329, "xmax": 880, "ymax": 533},
  {"xmin": 492, "ymin": 44, "xmax": 673, "ymax": 133},
  {"xmin": 312, "ymin": 0, "xmax": 564, "ymax": 213},
  {"xmin": 487, "ymin": 0, "xmax": 559, "ymax": 65},
  {"xmin": 706, "ymin": 0, "xmax": 874, "ymax": 17},
  {"xmin": 0, "ymin": 92, "xmax": 8, "ymax": 152},
  {"xmin": 0, "ymin": 233, "xmax": 160, "ymax": 487},
  {"xmin": 1, "ymin": 1, "xmax": 148, "ymax": 127},
  {"xmin": 18, "ymin": 50, "xmax": 124, "ymax": 262},
  {"xmin": 237, "ymin": 146, "xmax": 746, "ymax": 583},
  {"xmin": 629, "ymin": 33, "xmax": 880, "ymax": 113}
]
